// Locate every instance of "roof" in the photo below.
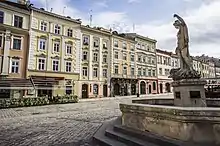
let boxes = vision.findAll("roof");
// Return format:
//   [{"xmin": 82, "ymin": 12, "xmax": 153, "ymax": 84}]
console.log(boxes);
[
  {"xmin": 156, "ymin": 49, "xmax": 172, "ymax": 56},
  {"xmin": 1, "ymin": 0, "xmax": 30, "ymax": 10},
  {"xmin": 31, "ymin": 7, "xmax": 82, "ymax": 24},
  {"xmin": 81, "ymin": 25, "xmax": 111, "ymax": 36},
  {"xmin": 124, "ymin": 33, "xmax": 157, "ymax": 43}
]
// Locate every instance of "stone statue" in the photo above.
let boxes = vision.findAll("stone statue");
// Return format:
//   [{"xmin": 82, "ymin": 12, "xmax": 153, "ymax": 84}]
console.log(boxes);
[{"xmin": 169, "ymin": 14, "xmax": 200, "ymax": 80}]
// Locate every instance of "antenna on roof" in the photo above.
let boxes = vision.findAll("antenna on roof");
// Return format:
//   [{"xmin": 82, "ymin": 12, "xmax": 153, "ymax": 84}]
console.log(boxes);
[
  {"xmin": 89, "ymin": 9, "xmax": 93, "ymax": 27},
  {"xmin": 63, "ymin": 6, "xmax": 66, "ymax": 15},
  {"xmin": 45, "ymin": 0, "xmax": 48, "ymax": 11},
  {"xmin": 133, "ymin": 23, "xmax": 135, "ymax": 33},
  {"xmin": 50, "ymin": 8, "xmax": 53, "ymax": 12}
]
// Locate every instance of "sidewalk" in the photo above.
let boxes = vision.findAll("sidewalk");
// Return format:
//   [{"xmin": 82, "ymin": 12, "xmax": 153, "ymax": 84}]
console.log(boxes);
[{"xmin": 79, "ymin": 93, "xmax": 173, "ymax": 102}]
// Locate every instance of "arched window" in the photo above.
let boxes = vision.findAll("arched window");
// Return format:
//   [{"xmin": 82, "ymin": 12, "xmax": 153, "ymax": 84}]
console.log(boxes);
[
  {"xmin": 93, "ymin": 84, "xmax": 99, "ymax": 94},
  {"xmin": 153, "ymin": 82, "xmax": 156, "ymax": 90}
]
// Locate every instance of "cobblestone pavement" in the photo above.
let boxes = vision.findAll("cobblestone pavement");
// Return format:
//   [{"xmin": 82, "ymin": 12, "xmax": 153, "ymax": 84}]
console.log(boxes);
[{"xmin": 0, "ymin": 94, "xmax": 172, "ymax": 146}]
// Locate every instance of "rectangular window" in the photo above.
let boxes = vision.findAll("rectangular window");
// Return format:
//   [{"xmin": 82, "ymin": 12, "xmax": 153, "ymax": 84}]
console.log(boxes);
[
  {"xmin": 131, "ymin": 55, "xmax": 134, "ymax": 62},
  {"xmin": 11, "ymin": 59, "xmax": 19, "ymax": 73},
  {"xmin": 67, "ymin": 29, "xmax": 73, "ymax": 37},
  {"xmin": 0, "ymin": 36, "xmax": 2, "ymax": 48},
  {"xmin": 39, "ymin": 39, "xmax": 46, "ymax": 50},
  {"xmin": 123, "ymin": 53, "xmax": 127, "ymax": 60},
  {"xmin": 131, "ymin": 68, "xmax": 135, "ymax": 75},
  {"xmin": 114, "ymin": 40, "xmax": 118, "ymax": 47},
  {"xmin": 83, "ymin": 36, "xmax": 89, "ymax": 45},
  {"xmin": 82, "ymin": 67, "xmax": 88, "ymax": 76},
  {"xmin": 93, "ymin": 53, "xmax": 98, "ymax": 62},
  {"xmin": 148, "ymin": 69, "xmax": 152, "ymax": 76},
  {"xmin": 103, "ymin": 41, "xmax": 107, "ymax": 49},
  {"xmin": 114, "ymin": 65, "xmax": 118, "ymax": 74},
  {"xmin": 94, "ymin": 39, "xmax": 99, "ymax": 47},
  {"xmin": 123, "ymin": 43, "xmax": 127, "ymax": 49},
  {"xmin": 103, "ymin": 55, "xmax": 107, "ymax": 63},
  {"xmin": 152, "ymin": 70, "xmax": 156, "ymax": 77},
  {"xmin": 52, "ymin": 60, "xmax": 59, "ymax": 71},
  {"xmin": 103, "ymin": 69, "xmax": 107, "ymax": 77},
  {"xmin": 143, "ymin": 57, "xmax": 146, "ymax": 63},
  {"xmin": 148, "ymin": 57, "xmax": 151, "ymax": 64},
  {"xmin": 40, "ymin": 21, "xmax": 47, "ymax": 31},
  {"xmin": 53, "ymin": 41, "xmax": 60, "ymax": 52},
  {"xmin": 0, "ymin": 11, "xmax": 4, "ymax": 24},
  {"xmin": 54, "ymin": 24, "xmax": 61, "ymax": 34},
  {"xmin": 159, "ymin": 68, "xmax": 162, "ymax": 75},
  {"xmin": 142, "ymin": 44, "xmax": 145, "ymax": 50},
  {"xmin": 138, "ymin": 56, "xmax": 142, "ymax": 62},
  {"xmin": 130, "ymin": 45, "xmax": 134, "ymax": 51},
  {"xmin": 66, "ymin": 44, "xmax": 72, "ymax": 54},
  {"xmin": 114, "ymin": 51, "xmax": 118, "ymax": 59},
  {"xmin": 93, "ymin": 68, "xmax": 98, "ymax": 77},
  {"xmin": 82, "ymin": 51, "xmax": 88, "ymax": 60},
  {"xmin": 143, "ymin": 68, "xmax": 146, "ymax": 76},
  {"xmin": 66, "ymin": 86, "xmax": 72, "ymax": 95},
  {"xmin": 138, "ymin": 68, "xmax": 142, "ymax": 76},
  {"xmin": 137, "ymin": 43, "xmax": 141, "ymax": 49},
  {"xmin": 13, "ymin": 38, "xmax": 21, "ymax": 50},
  {"xmin": 14, "ymin": 15, "xmax": 23, "ymax": 28},
  {"xmin": 123, "ymin": 66, "xmax": 127, "ymax": 75},
  {"xmin": 38, "ymin": 58, "xmax": 45, "ymax": 70},
  {"xmin": 66, "ymin": 61, "xmax": 72, "ymax": 72}
]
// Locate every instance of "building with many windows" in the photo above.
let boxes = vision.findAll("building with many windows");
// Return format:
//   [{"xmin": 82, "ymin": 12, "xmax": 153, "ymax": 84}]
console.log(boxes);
[
  {"xmin": 125, "ymin": 33, "xmax": 157, "ymax": 95},
  {"xmin": 79, "ymin": 26, "xmax": 111, "ymax": 98},
  {"xmin": 156, "ymin": 49, "xmax": 179, "ymax": 94},
  {"xmin": 110, "ymin": 32, "xmax": 137, "ymax": 97},
  {"xmin": 0, "ymin": 1, "xmax": 31, "ymax": 98},
  {"xmin": 27, "ymin": 7, "xmax": 81, "ymax": 97}
]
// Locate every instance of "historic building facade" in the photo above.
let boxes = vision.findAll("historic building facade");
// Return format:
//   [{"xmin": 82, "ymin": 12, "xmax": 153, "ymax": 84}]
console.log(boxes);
[
  {"xmin": 110, "ymin": 32, "xmax": 137, "ymax": 97},
  {"xmin": 0, "ymin": 1, "xmax": 31, "ymax": 98},
  {"xmin": 27, "ymin": 7, "xmax": 81, "ymax": 97},
  {"xmin": 156, "ymin": 49, "xmax": 179, "ymax": 94},
  {"xmin": 78, "ymin": 26, "xmax": 111, "ymax": 98},
  {"xmin": 125, "ymin": 33, "xmax": 157, "ymax": 95}
]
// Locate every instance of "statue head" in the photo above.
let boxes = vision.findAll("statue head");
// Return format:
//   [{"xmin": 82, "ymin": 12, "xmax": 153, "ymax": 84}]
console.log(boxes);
[{"xmin": 173, "ymin": 20, "xmax": 181, "ymax": 29}]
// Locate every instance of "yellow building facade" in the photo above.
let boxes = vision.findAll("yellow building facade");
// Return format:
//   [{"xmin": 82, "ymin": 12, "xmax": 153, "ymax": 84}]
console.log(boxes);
[{"xmin": 27, "ymin": 7, "xmax": 81, "ymax": 97}]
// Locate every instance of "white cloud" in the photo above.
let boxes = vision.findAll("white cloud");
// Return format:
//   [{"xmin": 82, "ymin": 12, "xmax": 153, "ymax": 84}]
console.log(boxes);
[
  {"xmin": 93, "ymin": 1, "xmax": 108, "ymax": 8},
  {"xmin": 127, "ymin": 0, "xmax": 141, "ymax": 4}
]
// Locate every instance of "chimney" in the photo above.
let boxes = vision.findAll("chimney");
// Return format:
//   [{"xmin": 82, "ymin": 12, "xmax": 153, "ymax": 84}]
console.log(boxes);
[{"xmin": 17, "ymin": 0, "xmax": 27, "ymax": 5}]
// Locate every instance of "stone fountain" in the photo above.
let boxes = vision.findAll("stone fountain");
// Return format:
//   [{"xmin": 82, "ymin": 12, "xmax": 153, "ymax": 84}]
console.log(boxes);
[{"xmin": 93, "ymin": 14, "xmax": 220, "ymax": 146}]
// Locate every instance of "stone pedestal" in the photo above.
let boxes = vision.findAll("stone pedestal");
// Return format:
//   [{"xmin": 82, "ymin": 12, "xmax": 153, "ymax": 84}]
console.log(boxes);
[{"xmin": 172, "ymin": 79, "xmax": 207, "ymax": 107}]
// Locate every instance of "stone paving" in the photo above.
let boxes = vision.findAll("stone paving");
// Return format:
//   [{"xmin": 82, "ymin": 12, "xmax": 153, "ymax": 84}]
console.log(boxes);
[{"xmin": 0, "ymin": 94, "xmax": 172, "ymax": 146}]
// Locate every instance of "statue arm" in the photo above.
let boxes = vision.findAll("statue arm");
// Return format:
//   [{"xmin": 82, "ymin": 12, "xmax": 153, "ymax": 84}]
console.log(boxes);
[{"xmin": 174, "ymin": 14, "xmax": 186, "ymax": 25}]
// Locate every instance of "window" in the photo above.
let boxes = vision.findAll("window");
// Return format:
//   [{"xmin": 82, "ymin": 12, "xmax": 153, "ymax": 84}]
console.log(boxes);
[
  {"xmin": 141, "ymin": 44, "xmax": 145, "ymax": 50},
  {"xmin": 143, "ymin": 57, "xmax": 146, "ymax": 63},
  {"xmin": 82, "ymin": 67, "xmax": 88, "ymax": 76},
  {"xmin": 123, "ymin": 66, "xmax": 127, "ymax": 75},
  {"xmin": 159, "ymin": 68, "xmax": 162, "ymax": 75},
  {"xmin": 66, "ymin": 61, "xmax": 72, "ymax": 72},
  {"xmin": 0, "ymin": 36, "xmax": 2, "ymax": 48},
  {"xmin": 67, "ymin": 29, "xmax": 73, "ymax": 37},
  {"xmin": 148, "ymin": 57, "xmax": 151, "ymax": 64},
  {"xmin": 94, "ymin": 39, "xmax": 99, "ymax": 47},
  {"xmin": 66, "ymin": 86, "xmax": 72, "ymax": 95},
  {"xmin": 130, "ymin": 55, "xmax": 134, "ymax": 62},
  {"xmin": 0, "ymin": 11, "xmax": 4, "ymax": 23},
  {"xmin": 103, "ymin": 69, "xmax": 107, "ymax": 77},
  {"xmin": 153, "ymin": 82, "xmax": 156, "ymax": 90},
  {"xmin": 52, "ymin": 60, "xmax": 59, "ymax": 71},
  {"xmin": 13, "ymin": 38, "xmax": 21, "ymax": 50},
  {"xmin": 131, "ymin": 68, "xmax": 135, "ymax": 75},
  {"xmin": 11, "ymin": 59, "xmax": 19, "ymax": 73},
  {"xmin": 138, "ymin": 68, "xmax": 142, "ymax": 76},
  {"xmin": 103, "ymin": 41, "xmax": 107, "ymax": 49},
  {"xmin": 38, "ymin": 58, "xmax": 45, "ymax": 70},
  {"xmin": 148, "ymin": 69, "xmax": 152, "ymax": 76},
  {"xmin": 130, "ymin": 45, "xmax": 134, "ymax": 51},
  {"xmin": 93, "ymin": 53, "xmax": 98, "ymax": 62},
  {"xmin": 14, "ymin": 15, "xmax": 23, "ymax": 28},
  {"xmin": 103, "ymin": 55, "xmax": 107, "ymax": 63},
  {"xmin": 114, "ymin": 40, "xmax": 118, "ymax": 47},
  {"xmin": 66, "ymin": 44, "xmax": 72, "ymax": 54},
  {"xmin": 137, "ymin": 43, "xmax": 141, "ymax": 49},
  {"xmin": 53, "ymin": 41, "xmax": 60, "ymax": 52},
  {"xmin": 93, "ymin": 84, "xmax": 99, "ymax": 94},
  {"xmin": 54, "ymin": 24, "xmax": 61, "ymax": 34},
  {"xmin": 39, "ymin": 39, "xmax": 46, "ymax": 50},
  {"xmin": 123, "ymin": 53, "xmax": 127, "ymax": 60},
  {"xmin": 40, "ymin": 21, "xmax": 47, "ymax": 31},
  {"xmin": 82, "ymin": 51, "xmax": 88, "ymax": 60},
  {"xmin": 83, "ymin": 36, "xmax": 89, "ymax": 45},
  {"xmin": 143, "ymin": 68, "xmax": 146, "ymax": 76},
  {"xmin": 138, "ymin": 56, "xmax": 142, "ymax": 62},
  {"xmin": 152, "ymin": 70, "xmax": 156, "ymax": 77},
  {"xmin": 123, "ymin": 43, "xmax": 126, "ymax": 49},
  {"xmin": 152, "ymin": 58, "xmax": 155, "ymax": 64},
  {"xmin": 165, "ymin": 69, "xmax": 170, "ymax": 76},
  {"xmin": 93, "ymin": 68, "xmax": 98, "ymax": 77},
  {"xmin": 114, "ymin": 65, "xmax": 118, "ymax": 74},
  {"xmin": 114, "ymin": 51, "xmax": 118, "ymax": 59}
]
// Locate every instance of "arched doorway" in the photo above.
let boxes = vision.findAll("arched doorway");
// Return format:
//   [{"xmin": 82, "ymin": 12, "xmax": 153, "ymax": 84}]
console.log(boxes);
[
  {"xmin": 148, "ymin": 84, "xmax": 152, "ymax": 94},
  {"xmin": 131, "ymin": 84, "xmax": 136, "ymax": 95},
  {"xmin": 159, "ymin": 83, "xmax": 163, "ymax": 93},
  {"xmin": 140, "ymin": 81, "xmax": 146, "ymax": 94},
  {"xmin": 114, "ymin": 83, "xmax": 120, "ymax": 96},
  {"xmin": 82, "ymin": 84, "xmax": 88, "ymax": 98},
  {"xmin": 103, "ymin": 84, "xmax": 108, "ymax": 97},
  {"xmin": 165, "ymin": 83, "xmax": 171, "ymax": 92}
]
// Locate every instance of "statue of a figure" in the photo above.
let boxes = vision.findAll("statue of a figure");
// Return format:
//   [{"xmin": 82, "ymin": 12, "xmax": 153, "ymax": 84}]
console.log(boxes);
[
  {"xmin": 169, "ymin": 14, "xmax": 200, "ymax": 80},
  {"xmin": 173, "ymin": 14, "xmax": 193, "ymax": 70}
]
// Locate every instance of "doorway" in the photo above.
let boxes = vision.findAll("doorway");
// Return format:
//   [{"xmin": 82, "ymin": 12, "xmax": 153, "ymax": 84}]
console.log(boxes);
[
  {"xmin": 103, "ymin": 84, "xmax": 108, "ymax": 97},
  {"xmin": 82, "ymin": 84, "xmax": 88, "ymax": 98}
]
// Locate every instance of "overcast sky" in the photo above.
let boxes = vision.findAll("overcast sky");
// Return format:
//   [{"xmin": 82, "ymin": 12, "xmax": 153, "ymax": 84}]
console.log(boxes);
[{"xmin": 29, "ymin": 0, "xmax": 220, "ymax": 58}]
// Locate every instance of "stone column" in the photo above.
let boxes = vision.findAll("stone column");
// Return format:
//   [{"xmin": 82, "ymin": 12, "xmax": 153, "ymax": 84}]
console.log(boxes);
[
  {"xmin": 136, "ymin": 80, "xmax": 139, "ymax": 96},
  {"xmin": 2, "ymin": 30, "xmax": 11, "ymax": 75},
  {"xmin": 61, "ymin": 36, "xmax": 65, "ymax": 72},
  {"xmin": 127, "ymin": 82, "xmax": 131, "ymax": 96},
  {"xmin": 110, "ymin": 81, "xmax": 114, "ymax": 97}
]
